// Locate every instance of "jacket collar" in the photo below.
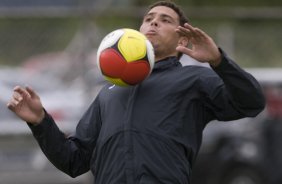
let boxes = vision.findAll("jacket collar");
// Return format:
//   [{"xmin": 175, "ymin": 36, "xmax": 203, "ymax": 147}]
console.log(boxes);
[{"xmin": 153, "ymin": 56, "xmax": 181, "ymax": 71}]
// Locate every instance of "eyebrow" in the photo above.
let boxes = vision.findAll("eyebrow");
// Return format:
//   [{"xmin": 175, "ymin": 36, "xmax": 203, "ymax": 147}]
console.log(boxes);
[{"xmin": 144, "ymin": 12, "xmax": 176, "ymax": 23}]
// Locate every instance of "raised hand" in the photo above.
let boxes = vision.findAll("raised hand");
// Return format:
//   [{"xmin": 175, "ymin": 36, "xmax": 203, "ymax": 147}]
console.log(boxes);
[
  {"xmin": 7, "ymin": 86, "xmax": 45, "ymax": 124},
  {"xmin": 176, "ymin": 23, "xmax": 222, "ymax": 67}
]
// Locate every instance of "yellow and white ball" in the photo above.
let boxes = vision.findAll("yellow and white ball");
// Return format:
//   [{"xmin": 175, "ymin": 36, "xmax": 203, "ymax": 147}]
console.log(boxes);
[{"xmin": 97, "ymin": 28, "xmax": 155, "ymax": 86}]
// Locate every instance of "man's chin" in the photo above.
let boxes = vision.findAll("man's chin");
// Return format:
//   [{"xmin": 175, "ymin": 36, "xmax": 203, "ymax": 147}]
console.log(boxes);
[
  {"xmin": 146, "ymin": 36, "xmax": 156, "ymax": 44},
  {"xmin": 148, "ymin": 40, "xmax": 158, "ymax": 50}
]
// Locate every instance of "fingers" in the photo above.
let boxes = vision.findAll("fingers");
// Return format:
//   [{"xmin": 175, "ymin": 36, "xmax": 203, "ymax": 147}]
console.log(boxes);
[
  {"xmin": 26, "ymin": 86, "xmax": 37, "ymax": 98},
  {"xmin": 14, "ymin": 86, "xmax": 31, "ymax": 98},
  {"xmin": 176, "ymin": 45, "xmax": 193, "ymax": 56},
  {"xmin": 7, "ymin": 96, "xmax": 21, "ymax": 110},
  {"xmin": 176, "ymin": 23, "xmax": 207, "ymax": 41},
  {"xmin": 7, "ymin": 86, "xmax": 31, "ymax": 110}
]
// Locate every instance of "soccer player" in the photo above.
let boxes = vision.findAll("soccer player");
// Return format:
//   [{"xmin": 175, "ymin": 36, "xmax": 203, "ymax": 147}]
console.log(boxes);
[{"xmin": 7, "ymin": 1, "xmax": 265, "ymax": 183}]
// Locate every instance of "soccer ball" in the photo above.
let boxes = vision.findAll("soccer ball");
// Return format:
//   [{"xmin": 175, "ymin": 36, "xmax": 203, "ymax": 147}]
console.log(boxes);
[{"xmin": 97, "ymin": 28, "xmax": 155, "ymax": 86}]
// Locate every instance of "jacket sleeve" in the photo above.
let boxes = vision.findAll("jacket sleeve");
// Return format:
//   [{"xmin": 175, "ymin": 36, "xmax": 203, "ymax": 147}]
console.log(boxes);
[
  {"xmin": 201, "ymin": 49, "xmax": 266, "ymax": 122},
  {"xmin": 28, "ymin": 96, "xmax": 102, "ymax": 178}
]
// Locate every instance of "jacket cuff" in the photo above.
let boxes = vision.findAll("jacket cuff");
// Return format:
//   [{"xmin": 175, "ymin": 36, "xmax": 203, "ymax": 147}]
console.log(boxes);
[
  {"xmin": 27, "ymin": 110, "xmax": 53, "ymax": 138},
  {"xmin": 210, "ymin": 48, "xmax": 230, "ymax": 70}
]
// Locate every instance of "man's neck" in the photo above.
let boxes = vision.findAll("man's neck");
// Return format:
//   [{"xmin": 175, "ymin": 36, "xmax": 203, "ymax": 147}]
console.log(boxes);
[{"xmin": 155, "ymin": 54, "xmax": 177, "ymax": 62}]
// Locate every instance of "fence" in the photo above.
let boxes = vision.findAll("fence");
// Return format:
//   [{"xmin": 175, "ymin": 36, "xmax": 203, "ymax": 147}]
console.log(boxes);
[{"xmin": 0, "ymin": 5, "xmax": 282, "ymax": 67}]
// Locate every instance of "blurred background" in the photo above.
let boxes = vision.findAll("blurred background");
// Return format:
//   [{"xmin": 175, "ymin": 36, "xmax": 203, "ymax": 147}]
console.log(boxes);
[{"xmin": 0, "ymin": 0, "xmax": 282, "ymax": 184}]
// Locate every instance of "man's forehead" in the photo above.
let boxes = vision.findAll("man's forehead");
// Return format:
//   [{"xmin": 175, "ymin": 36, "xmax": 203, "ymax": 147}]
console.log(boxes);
[{"xmin": 146, "ymin": 6, "xmax": 179, "ymax": 20}]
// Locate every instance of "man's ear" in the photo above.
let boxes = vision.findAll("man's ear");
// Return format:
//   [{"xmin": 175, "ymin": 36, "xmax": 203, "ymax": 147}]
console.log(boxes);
[{"xmin": 178, "ymin": 36, "xmax": 189, "ymax": 47}]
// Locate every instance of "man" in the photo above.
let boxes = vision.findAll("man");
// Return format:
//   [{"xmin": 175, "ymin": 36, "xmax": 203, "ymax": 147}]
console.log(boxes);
[{"xmin": 7, "ymin": 1, "xmax": 265, "ymax": 183}]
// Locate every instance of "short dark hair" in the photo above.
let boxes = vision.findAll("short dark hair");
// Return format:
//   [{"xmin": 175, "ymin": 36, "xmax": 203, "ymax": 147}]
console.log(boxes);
[
  {"xmin": 147, "ymin": 1, "xmax": 189, "ymax": 59},
  {"xmin": 148, "ymin": 1, "xmax": 189, "ymax": 26}
]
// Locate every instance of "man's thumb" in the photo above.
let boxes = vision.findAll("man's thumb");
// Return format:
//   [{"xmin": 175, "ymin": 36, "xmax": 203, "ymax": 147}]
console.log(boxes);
[{"xmin": 25, "ymin": 86, "xmax": 38, "ymax": 98}]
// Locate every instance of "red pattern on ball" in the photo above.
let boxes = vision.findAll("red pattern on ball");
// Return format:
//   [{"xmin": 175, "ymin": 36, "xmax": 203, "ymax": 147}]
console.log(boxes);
[
  {"xmin": 99, "ymin": 48, "xmax": 126, "ymax": 78},
  {"xmin": 121, "ymin": 61, "xmax": 150, "ymax": 85},
  {"xmin": 99, "ymin": 48, "xmax": 151, "ymax": 85}
]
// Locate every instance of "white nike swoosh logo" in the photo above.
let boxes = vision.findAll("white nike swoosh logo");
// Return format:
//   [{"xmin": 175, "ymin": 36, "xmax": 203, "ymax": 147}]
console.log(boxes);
[{"xmin": 109, "ymin": 84, "xmax": 115, "ymax": 89}]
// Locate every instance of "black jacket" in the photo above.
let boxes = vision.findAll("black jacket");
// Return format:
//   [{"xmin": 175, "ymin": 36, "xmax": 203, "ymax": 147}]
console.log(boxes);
[{"xmin": 29, "ymin": 50, "xmax": 265, "ymax": 184}]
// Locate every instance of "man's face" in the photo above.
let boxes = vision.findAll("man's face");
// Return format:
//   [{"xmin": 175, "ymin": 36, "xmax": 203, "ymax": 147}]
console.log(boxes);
[{"xmin": 140, "ymin": 6, "xmax": 181, "ymax": 61}]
